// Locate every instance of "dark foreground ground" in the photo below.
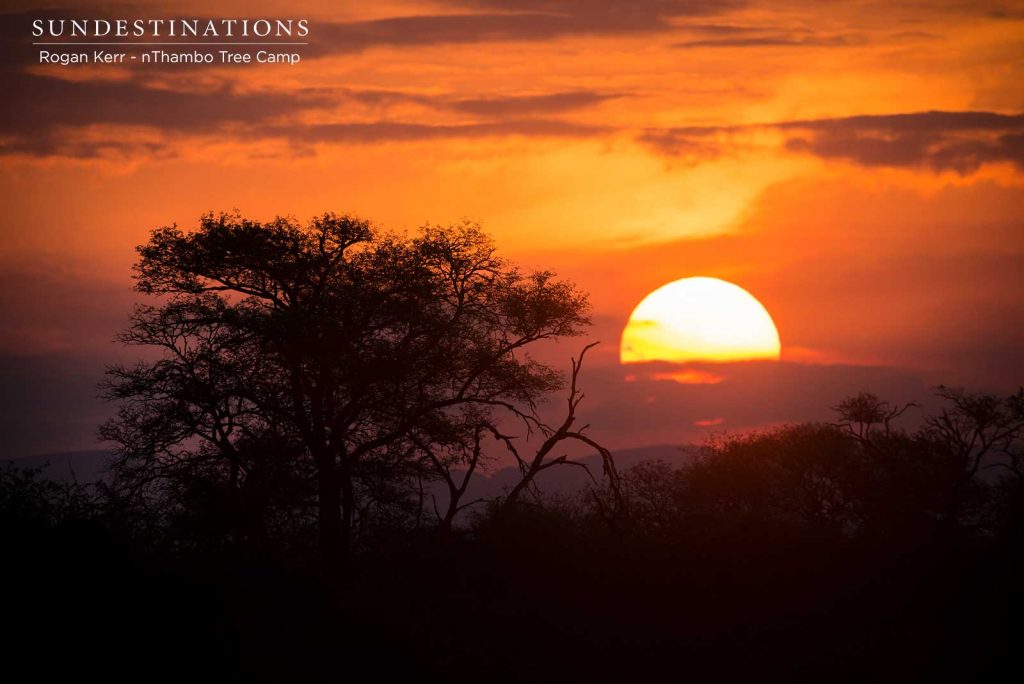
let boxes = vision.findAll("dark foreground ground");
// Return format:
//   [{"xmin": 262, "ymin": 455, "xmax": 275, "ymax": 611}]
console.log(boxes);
[{"xmin": 4, "ymin": 507, "xmax": 1021, "ymax": 683}]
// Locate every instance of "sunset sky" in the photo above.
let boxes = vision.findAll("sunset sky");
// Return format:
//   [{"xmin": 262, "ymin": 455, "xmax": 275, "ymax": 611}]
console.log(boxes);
[{"xmin": 1, "ymin": 0, "xmax": 1022, "ymax": 457}]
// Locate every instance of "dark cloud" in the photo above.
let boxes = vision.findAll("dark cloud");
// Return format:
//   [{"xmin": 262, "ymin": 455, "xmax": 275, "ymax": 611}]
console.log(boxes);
[
  {"xmin": 780, "ymin": 111, "xmax": 1024, "ymax": 173},
  {"xmin": 641, "ymin": 111, "xmax": 1024, "ymax": 173},
  {"xmin": 0, "ymin": 69, "xmax": 336, "ymax": 157},
  {"xmin": 673, "ymin": 24, "xmax": 865, "ymax": 48},
  {"xmin": 336, "ymin": 88, "xmax": 621, "ymax": 116},
  {"xmin": 448, "ymin": 91, "xmax": 622, "ymax": 116},
  {"xmin": 3, "ymin": 2, "xmax": 743, "ymax": 68},
  {"xmin": 258, "ymin": 118, "xmax": 609, "ymax": 146},
  {"xmin": 0, "ymin": 75, "xmax": 615, "ymax": 158},
  {"xmin": 636, "ymin": 128, "xmax": 730, "ymax": 161},
  {"xmin": 0, "ymin": 10, "xmax": 340, "ymax": 156},
  {"xmin": 1, "ymin": 53, "xmax": 617, "ymax": 157},
  {"xmin": 307, "ymin": 0, "xmax": 742, "ymax": 55},
  {"xmin": 459, "ymin": 0, "xmax": 735, "ymax": 11},
  {"xmin": 308, "ymin": 14, "xmax": 587, "ymax": 56},
  {"xmin": 675, "ymin": 35, "xmax": 852, "ymax": 48},
  {"xmin": 0, "ymin": 6, "xmax": 625, "ymax": 158}
]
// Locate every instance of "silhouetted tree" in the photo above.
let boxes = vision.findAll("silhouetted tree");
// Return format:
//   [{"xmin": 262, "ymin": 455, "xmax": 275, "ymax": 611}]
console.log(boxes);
[
  {"xmin": 412, "ymin": 342, "xmax": 619, "ymax": 537},
  {"xmin": 924, "ymin": 386, "xmax": 1024, "ymax": 531},
  {"xmin": 101, "ymin": 212, "xmax": 594, "ymax": 575},
  {"xmin": 833, "ymin": 391, "xmax": 915, "ymax": 441}
]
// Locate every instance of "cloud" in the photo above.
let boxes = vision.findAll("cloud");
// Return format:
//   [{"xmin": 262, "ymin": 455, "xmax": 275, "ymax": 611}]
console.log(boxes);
[
  {"xmin": 674, "ymin": 35, "xmax": 857, "ymax": 48},
  {"xmin": 779, "ymin": 111, "xmax": 1024, "ymax": 173},
  {"xmin": 673, "ymin": 24, "xmax": 865, "ymax": 49},
  {"xmin": 0, "ymin": 82, "xmax": 615, "ymax": 159},
  {"xmin": 2, "ymin": 2, "xmax": 743, "ymax": 68},
  {"xmin": 306, "ymin": 0, "xmax": 743, "ymax": 55},
  {"xmin": 257, "ymin": 118, "xmax": 610, "ymax": 146},
  {"xmin": 335, "ymin": 88, "xmax": 622, "ymax": 116},
  {"xmin": 636, "ymin": 128, "xmax": 732, "ymax": 162},
  {"xmin": 0, "ymin": 58, "xmax": 618, "ymax": 158},
  {"xmin": 0, "ymin": 70, "xmax": 336, "ymax": 157},
  {"xmin": 641, "ymin": 111, "xmax": 1024, "ymax": 173},
  {"xmin": 448, "ymin": 91, "xmax": 623, "ymax": 116},
  {"xmin": 0, "ymin": 11, "xmax": 341, "ymax": 157},
  {"xmin": 0, "ymin": 7, "xmax": 625, "ymax": 159}
]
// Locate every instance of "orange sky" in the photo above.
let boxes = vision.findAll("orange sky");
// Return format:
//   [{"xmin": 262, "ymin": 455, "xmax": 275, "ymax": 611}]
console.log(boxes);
[{"xmin": 1, "ymin": 0, "xmax": 1022, "ymax": 455}]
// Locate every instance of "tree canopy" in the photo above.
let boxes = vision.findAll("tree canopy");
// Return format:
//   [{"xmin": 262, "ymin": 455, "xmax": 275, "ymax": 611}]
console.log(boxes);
[{"xmin": 101, "ymin": 212, "xmax": 598, "ymax": 571}]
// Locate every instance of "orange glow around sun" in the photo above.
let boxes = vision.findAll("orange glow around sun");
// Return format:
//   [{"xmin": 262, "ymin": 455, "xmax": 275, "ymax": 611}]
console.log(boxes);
[{"xmin": 620, "ymin": 277, "xmax": 782, "ymax": 364}]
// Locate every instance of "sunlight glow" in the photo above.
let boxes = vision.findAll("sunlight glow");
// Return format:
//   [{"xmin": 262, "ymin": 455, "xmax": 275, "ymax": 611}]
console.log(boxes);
[{"xmin": 620, "ymin": 277, "xmax": 782, "ymax": 364}]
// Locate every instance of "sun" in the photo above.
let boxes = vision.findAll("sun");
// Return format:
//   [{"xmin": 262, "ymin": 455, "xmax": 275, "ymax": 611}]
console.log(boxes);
[{"xmin": 620, "ymin": 277, "xmax": 781, "ymax": 364}]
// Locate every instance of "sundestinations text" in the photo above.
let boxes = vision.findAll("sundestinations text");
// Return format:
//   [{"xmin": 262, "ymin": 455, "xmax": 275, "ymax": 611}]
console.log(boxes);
[{"xmin": 32, "ymin": 18, "xmax": 309, "ymax": 38}]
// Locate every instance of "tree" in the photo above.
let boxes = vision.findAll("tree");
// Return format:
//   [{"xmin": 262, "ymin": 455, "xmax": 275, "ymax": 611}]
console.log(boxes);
[
  {"xmin": 101, "ymin": 212, "xmax": 596, "ymax": 575},
  {"xmin": 833, "ymin": 391, "xmax": 915, "ymax": 442},
  {"xmin": 411, "ymin": 341, "xmax": 620, "ymax": 538},
  {"xmin": 924, "ymin": 385, "xmax": 1024, "ymax": 529}
]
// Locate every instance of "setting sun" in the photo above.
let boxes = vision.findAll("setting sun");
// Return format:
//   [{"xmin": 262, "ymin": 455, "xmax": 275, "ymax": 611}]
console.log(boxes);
[{"xmin": 620, "ymin": 277, "xmax": 782, "ymax": 364}]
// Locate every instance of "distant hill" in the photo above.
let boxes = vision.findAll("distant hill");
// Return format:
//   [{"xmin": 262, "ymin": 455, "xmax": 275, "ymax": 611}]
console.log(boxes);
[
  {"xmin": 3, "ymin": 444, "xmax": 696, "ymax": 501},
  {"xmin": 3, "ymin": 450, "xmax": 114, "ymax": 484},
  {"xmin": 459, "ymin": 443, "xmax": 699, "ymax": 502}
]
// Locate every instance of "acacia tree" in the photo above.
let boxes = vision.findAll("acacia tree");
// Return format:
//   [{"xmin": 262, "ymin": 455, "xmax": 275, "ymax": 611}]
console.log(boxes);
[{"xmin": 101, "ymin": 212, "xmax": 596, "ymax": 574}]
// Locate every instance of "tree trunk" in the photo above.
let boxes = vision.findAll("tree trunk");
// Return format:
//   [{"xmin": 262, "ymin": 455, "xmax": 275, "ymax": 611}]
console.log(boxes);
[
  {"xmin": 439, "ymin": 508, "xmax": 457, "ymax": 542},
  {"xmin": 315, "ymin": 452, "xmax": 345, "ymax": 578},
  {"xmin": 339, "ymin": 455, "xmax": 355, "ymax": 572}
]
